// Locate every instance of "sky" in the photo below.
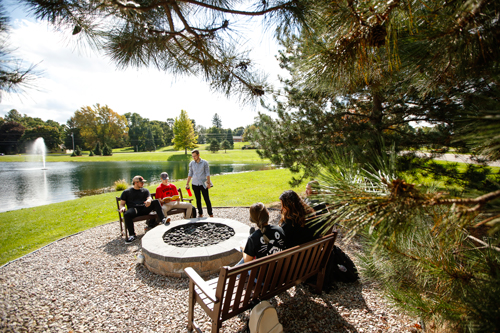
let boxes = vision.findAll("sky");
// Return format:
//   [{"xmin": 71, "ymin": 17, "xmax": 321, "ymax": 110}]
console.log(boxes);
[{"xmin": 1, "ymin": 2, "xmax": 285, "ymax": 130}]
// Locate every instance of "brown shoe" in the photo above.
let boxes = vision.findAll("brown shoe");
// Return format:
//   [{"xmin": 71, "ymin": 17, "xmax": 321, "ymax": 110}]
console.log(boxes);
[
  {"xmin": 199, "ymin": 214, "xmax": 203, "ymax": 218},
  {"xmin": 209, "ymin": 215, "xmax": 214, "ymax": 217}
]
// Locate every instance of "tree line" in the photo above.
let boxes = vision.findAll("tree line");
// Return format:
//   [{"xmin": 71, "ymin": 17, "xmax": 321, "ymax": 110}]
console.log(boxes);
[{"xmin": 0, "ymin": 106, "xmax": 248, "ymax": 155}]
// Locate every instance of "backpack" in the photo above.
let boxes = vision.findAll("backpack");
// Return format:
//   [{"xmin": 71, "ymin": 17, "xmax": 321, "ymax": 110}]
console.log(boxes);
[
  {"xmin": 248, "ymin": 301, "xmax": 283, "ymax": 333},
  {"xmin": 323, "ymin": 245, "xmax": 359, "ymax": 292}
]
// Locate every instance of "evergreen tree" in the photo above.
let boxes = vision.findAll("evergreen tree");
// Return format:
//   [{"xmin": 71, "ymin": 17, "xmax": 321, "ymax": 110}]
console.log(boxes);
[
  {"xmin": 209, "ymin": 139, "xmax": 220, "ymax": 153},
  {"xmin": 173, "ymin": 110, "xmax": 198, "ymax": 154},
  {"xmin": 93, "ymin": 142, "xmax": 102, "ymax": 155},
  {"xmin": 74, "ymin": 145, "xmax": 82, "ymax": 156},
  {"xmin": 221, "ymin": 139, "xmax": 230, "ymax": 153},
  {"xmin": 212, "ymin": 113, "xmax": 222, "ymax": 129},
  {"xmin": 145, "ymin": 127, "xmax": 156, "ymax": 151},
  {"xmin": 89, "ymin": 150, "xmax": 94, "ymax": 156},
  {"xmin": 308, "ymin": 145, "xmax": 500, "ymax": 332},
  {"xmin": 226, "ymin": 129, "xmax": 234, "ymax": 148},
  {"xmin": 102, "ymin": 143, "xmax": 112, "ymax": 156}
]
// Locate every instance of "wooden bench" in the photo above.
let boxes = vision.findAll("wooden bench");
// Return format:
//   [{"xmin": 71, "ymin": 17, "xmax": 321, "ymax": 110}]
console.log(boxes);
[
  {"xmin": 184, "ymin": 231, "xmax": 337, "ymax": 333},
  {"xmin": 116, "ymin": 189, "xmax": 194, "ymax": 238}
]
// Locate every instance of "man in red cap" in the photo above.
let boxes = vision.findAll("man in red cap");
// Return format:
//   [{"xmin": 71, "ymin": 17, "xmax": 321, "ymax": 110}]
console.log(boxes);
[{"xmin": 156, "ymin": 172, "xmax": 193, "ymax": 219}]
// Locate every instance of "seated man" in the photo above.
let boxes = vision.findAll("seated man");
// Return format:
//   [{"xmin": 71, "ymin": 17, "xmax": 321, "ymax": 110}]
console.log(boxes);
[
  {"xmin": 156, "ymin": 172, "xmax": 193, "ymax": 220},
  {"xmin": 304, "ymin": 180, "xmax": 327, "ymax": 213},
  {"xmin": 119, "ymin": 175, "xmax": 168, "ymax": 244}
]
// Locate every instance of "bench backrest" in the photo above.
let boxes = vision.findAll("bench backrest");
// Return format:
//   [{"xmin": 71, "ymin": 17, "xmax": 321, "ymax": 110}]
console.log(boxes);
[{"xmin": 215, "ymin": 232, "xmax": 337, "ymax": 320}]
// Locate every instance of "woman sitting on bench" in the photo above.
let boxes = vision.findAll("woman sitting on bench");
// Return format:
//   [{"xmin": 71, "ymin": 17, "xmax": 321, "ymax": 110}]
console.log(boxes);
[
  {"xmin": 279, "ymin": 190, "xmax": 318, "ymax": 249},
  {"xmin": 238, "ymin": 203, "xmax": 286, "ymax": 265}
]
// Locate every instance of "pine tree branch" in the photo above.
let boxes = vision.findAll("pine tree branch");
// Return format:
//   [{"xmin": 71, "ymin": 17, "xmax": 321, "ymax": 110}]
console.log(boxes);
[
  {"xmin": 428, "ymin": 189, "xmax": 500, "ymax": 212},
  {"xmin": 467, "ymin": 235, "xmax": 500, "ymax": 252},
  {"xmin": 109, "ymin": 0, "xmax": 290, "ymax": 16}
]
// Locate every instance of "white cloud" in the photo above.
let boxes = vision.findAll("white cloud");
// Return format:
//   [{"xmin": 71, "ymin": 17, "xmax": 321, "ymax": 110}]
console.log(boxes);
[{"xmin": 1, "ymin": 17, "xmax": 284, "ymax": 129}]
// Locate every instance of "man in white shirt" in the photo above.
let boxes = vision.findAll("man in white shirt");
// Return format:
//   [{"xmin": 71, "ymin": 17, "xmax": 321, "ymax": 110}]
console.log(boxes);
[{"xmin": 185, "ymin": 149, "xmax": 213, "ymax": 217}]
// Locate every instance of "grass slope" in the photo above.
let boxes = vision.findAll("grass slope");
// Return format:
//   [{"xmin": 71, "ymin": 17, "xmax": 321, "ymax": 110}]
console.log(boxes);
[{"xmin": 0, "ymin": 168, "xmax": 299, "ymax": 266}]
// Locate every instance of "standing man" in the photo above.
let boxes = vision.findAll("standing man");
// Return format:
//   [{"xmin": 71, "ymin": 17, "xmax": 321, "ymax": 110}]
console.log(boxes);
[
  {"xmin": 156, "ymin": 172, "xmax": 193, "ymax": 219},
  {"xmin": 119, "ymin": 175, "xmax": 168, "ymax": 244},
  {"xmin": 186, "ymin": 149, "xmax": 213, "ymax": 217}
]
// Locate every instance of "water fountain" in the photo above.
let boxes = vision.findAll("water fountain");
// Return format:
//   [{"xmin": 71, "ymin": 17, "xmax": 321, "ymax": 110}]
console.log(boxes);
[{"xmin": 32, "ymin": 137, "xmax": 47, "ymax": 170}]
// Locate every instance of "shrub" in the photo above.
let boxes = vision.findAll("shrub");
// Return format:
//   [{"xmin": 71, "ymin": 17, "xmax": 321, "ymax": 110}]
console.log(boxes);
[
  {"xmin": 114, "ymin": 179, "xmax": 129, "ymax": 191},
  {"xmin": 89, "ymin": 150, "xmax": 94, "ymax": 156},
  {"xmin": 94, "ymin": 142, "xmax": 102, "ymax": 155},
  {"xmin": 103, "ymin": 144, "xmax": 113, "ymax": 156},
  {"xmin": 75, "ymin": 145, "xmax": 82, "ymax": 156}
]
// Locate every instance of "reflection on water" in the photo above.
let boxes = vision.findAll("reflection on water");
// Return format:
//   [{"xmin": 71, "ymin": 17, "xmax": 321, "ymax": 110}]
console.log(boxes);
[{"xmin": 0, "ymin": 161, "xmax": 274, "ymax": 213}]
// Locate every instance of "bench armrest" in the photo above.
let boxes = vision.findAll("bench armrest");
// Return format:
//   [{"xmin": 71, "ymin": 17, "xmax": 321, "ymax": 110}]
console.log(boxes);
[{"xmin": 184, "ymin": 267, "xmax": 218, "ymax": 303}]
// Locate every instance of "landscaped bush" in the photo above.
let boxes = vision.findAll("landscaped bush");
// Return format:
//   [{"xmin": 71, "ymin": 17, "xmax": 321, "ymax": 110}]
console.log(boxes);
[
  {"xmin": 102, "ymin": 144, "xmax": 112, "ymax": 156},
  {"xmin": 94, "ymin": 142, "xmax": 102, "ymax": 155},
  {"xmin": 114, "ymin": 179, "xmax": 128, "ymax": 191}
]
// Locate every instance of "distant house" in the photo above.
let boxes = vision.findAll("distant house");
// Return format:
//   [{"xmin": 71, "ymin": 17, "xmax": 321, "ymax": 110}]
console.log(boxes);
[{"xmin": 233, "ymin": 136, "xmax": 243, "ymax": 142}]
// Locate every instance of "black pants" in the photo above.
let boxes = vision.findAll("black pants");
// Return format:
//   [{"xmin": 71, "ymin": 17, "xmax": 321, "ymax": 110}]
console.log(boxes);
[
  {"xmin": 124, "ymin": 199, "xmax": 164, "ymax": 236},
  {"xmin": 192, "ymin": 184, "xmax": 213, "ymax": 216}
]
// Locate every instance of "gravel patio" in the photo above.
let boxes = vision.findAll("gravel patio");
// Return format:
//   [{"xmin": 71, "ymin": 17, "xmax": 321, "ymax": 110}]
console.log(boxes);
[{"xmin": 0, "ymin": 208, "xmax": 419, "ymax": 332}]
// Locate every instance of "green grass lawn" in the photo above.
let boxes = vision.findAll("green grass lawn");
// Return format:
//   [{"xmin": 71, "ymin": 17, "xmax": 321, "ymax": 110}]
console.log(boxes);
[
  {"xmin": 0, "ymin": 145, "xmax": 266, "ymax": 163},
  {"xmin": 0, "ymin": 168, "xmax": 300, "ymax": 266}
]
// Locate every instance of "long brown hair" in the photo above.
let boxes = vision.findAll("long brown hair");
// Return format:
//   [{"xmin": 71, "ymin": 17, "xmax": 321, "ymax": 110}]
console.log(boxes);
[
  {"xmin": 249, "ymin": 203, "xmax": 270, "ymax": 243},
  {"xmin": 279, "ymin": 190, "xmax": 313, "ymax": 227}
]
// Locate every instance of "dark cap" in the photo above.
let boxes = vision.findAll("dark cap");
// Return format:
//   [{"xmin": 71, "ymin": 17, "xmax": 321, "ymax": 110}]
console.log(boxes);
[{"xmin": 160, "ymin": 172, "xmax": 169, "ymax": 180}]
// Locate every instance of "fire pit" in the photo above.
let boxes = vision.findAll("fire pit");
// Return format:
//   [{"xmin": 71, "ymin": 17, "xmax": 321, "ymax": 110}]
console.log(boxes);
[{"xmin": 141, "ymin": 218, "xmax": 248, "ymax": 278}]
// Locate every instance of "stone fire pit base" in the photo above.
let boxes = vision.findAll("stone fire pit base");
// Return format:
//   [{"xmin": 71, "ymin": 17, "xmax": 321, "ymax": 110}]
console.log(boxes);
[{"xmin": 141, "ymin": 218, "xmax": 248, "ymax": 278}]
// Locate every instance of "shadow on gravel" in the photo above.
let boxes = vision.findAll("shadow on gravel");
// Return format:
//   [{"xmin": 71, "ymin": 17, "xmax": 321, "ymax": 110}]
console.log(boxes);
[
  {"xmin": 273, "ymin": 284, "xmax": 360, "ymax": 333},
  {"xmin": 133, "ymin": 262, "xmax": 190, "ymax": 290},
  {"xmin": 100, "ymin": 234, "xmax": 145, "ymax": 257}
]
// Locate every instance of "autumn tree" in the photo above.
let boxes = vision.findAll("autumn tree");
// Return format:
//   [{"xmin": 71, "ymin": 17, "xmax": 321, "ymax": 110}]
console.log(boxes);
[
  {"xmin": 72, "ymin": 104, "xmax": 127, "ymax": 149},
  {"xmin": 172, "ymin": 110, "xmax": 197, "ymax": 154}
]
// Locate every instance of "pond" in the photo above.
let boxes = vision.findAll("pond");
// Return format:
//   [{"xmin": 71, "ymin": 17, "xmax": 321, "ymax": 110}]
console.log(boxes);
[{"xmin": 0, "ymin": 161, "xmax": 274, "ymax": 213}]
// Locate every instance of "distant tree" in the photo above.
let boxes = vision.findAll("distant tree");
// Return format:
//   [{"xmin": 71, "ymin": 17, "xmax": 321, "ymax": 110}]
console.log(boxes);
[
  {"xmin": 206, "ymin": 126, "xmax": 224, "ymax": 143},
  {"xmin": 149, "ymin": 120, "xmax": 165, "ymax": 147},
  {"xmin": 0, "ymin": 121, "xmax": 25, "ymax": 154},
  {"xmin": 226, "ymin": 129, "xmax": 234, "ymax": 148},
  {"xmin": 102, "ymin": 143, "xmax": 112, "ymax": 156},
  {"xmin": 73, "ymin": 104, "xmax": 127, "ymax": 149},
  {"xmin": 212, "ymin": 113, "xmax": 222, "ymax": 129},
  {"xmin": 233, "ymin": 126, "xmax": 245, "ymax": 136},
  {"xmin": 21, "ymin": 125, "xmax": 62, "ymax": 151},
  {"xmin": 209, "ymin": 139, "xmax": 220, "ymax": 153},
  {"xmin": 4, "ymin": 109, "xmax": 22, "ymax": 123},
  {"xmin": 173, "ymin": 110, "xmax": 198, "ymax": 154},
  {"xmin": 196, "ymin": 125, "xmax": 207, "ymax": 144},
  {"xmin": 145, "ymin": 127, "xmax": 156, "ymax": 151},
  {"xmin": 221, "ymin": 139, "xmax": 231, "ymax": 153},
  {"xmin": 242, "ymin": 125, "xmax": 256, "ymax": 142},
  {"xmin": 94, "ymin": 141, "xmax": 102, "ymax": 155}
]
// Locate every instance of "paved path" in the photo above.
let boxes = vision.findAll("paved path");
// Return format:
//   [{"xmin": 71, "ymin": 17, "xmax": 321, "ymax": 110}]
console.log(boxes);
[{"xmin": 413, "ymin": 152, "xmax": 500, "ymax": 167}]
